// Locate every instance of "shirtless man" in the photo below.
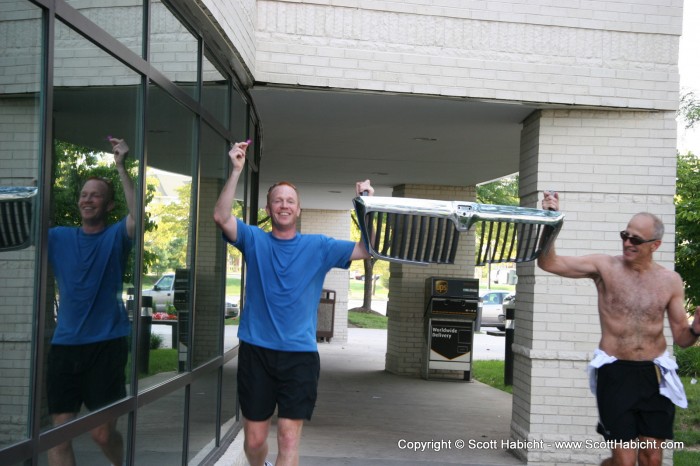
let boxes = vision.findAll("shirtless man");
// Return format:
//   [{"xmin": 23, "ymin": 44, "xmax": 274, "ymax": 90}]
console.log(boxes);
[{"xmin": 537, "ymin": 191, "xmax": 700, "ymax": 466}]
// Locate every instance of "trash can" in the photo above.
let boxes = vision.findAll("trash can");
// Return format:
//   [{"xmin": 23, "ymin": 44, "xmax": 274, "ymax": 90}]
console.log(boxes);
[
  {"xmin": 316, "ymin": 289, "xmax": 336, "ymax": 342},
  {"xmin": 137, "ymin": 296, "xmax": 154, "ymax": 374}
]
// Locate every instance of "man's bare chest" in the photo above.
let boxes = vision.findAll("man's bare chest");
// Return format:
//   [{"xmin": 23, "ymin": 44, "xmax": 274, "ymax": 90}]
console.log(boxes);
[{"xmin": 601, "ymin": 272, "xmax": 669, "ymax": 320}]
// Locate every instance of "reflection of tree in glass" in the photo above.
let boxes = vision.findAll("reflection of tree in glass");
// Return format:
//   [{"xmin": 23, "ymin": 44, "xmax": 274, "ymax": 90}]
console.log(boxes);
[
  {"xmin": 225, "ymin": 201, "xmax": 270, "ymax": 274},
  {"xmin": 51, "ymin": 140, "xmax": 157, "ymax": 281},
  {"xmin": 145, "ymin": 182, "xmax": 191, "ymax": 274}
]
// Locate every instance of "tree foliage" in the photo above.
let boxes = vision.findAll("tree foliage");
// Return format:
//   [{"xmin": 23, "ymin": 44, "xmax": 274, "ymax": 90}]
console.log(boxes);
[
  {"xmin": 52, "ymin": 140, "xmax": 157, "ymax": 282},
  {"xmin": 476, "ymin": 175, "xmax": 519, "ymax": 266},
  {"xmin": 675, "ymin": 153, "xmax": 700, "ymax": 310},
  {"xmin": 676, "ymin": 87, "xmax": 700, "ymax": 311},
  {"xmin": 680, "ymin": 90, "xmax": 700, "ymax": 130},
  {"xmin": 144, "ymin": 182, "xmax": 192, "ymax": 275},
  {"xmin": 349, "ymin": 210, "xmax": 388, "ymax": 313},
  {"xmin": 476, "ymin": 175, "xmax": 519, "ymax": 206}
]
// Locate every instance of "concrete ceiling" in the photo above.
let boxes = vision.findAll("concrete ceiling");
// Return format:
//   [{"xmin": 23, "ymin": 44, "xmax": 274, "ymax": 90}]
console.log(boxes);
[{"xmin": 249, "ymin": 86, "xmax": 538, "ymax": 210}]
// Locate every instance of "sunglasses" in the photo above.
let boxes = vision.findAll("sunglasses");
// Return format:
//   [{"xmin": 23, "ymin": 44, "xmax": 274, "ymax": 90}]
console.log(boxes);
[{"xmin": 619, "ymin": 231, "xmax": 658, "ymax": 246}]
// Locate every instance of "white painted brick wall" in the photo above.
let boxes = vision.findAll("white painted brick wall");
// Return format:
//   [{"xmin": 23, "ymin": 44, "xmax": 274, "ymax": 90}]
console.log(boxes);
[
  {"xmin": 193, "ymin": 178, "xmax": 227, "ymax": 365},
  {"xmin": 385, "ymin": 184, "xmax": 476, "ymax": 376},
  {"xmin": 253, "ymin": 0, "xmax": 681, "ymax": 111},
  {"xmin": 512, "ymin": 108, "xmax": 676, "ymax": 465},
  {"xmin": 203, "ymin": 0, "xmax": 257, "ymax": 75},
  {"xmin": 300, "ymin": 208, "xmax": 353, "ymax": 343},
  {"xmin": 0, "ymin": 99, "xmax": 39, "ymax": 443}
]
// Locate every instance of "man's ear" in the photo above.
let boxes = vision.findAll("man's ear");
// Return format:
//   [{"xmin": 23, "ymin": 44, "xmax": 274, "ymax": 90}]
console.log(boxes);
[{"xmin": 107, "ymin": 200, "xmax": 116, "ymax": 212}]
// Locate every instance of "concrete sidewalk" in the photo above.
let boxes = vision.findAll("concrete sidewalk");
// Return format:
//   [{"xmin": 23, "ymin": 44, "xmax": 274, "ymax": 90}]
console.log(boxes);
[{"xmin": 215, "ymin": 328, "xmax": 522, "ymax": 465}]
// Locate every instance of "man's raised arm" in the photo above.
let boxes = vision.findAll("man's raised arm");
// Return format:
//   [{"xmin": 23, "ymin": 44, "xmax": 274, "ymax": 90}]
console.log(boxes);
[
  {"xmin": 213, "ymin": 141, "xmax": 250, "ymax": 242},
  {"xmin": 110, "ymin": 137, "xmax": 136, "ymax": 239}
]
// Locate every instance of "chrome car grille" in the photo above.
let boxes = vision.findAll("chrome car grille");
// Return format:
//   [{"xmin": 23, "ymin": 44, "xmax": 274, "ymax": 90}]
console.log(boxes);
[
  {"xmin": 0, "ymin": 187, "xmax": 37, "ymax": 252},
  {"xmin": 353, "ymin": 196, "xmax": 564, "ymax": 266}
]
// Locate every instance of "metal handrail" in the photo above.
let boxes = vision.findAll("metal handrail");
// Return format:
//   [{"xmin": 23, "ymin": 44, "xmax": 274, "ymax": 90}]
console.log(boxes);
[{"xmin": 353, "ymin": 196, "xmax": 564, "ymax": 266}]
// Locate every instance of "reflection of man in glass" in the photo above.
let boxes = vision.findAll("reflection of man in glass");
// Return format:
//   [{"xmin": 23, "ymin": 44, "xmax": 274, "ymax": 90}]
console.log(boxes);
[{"xmin": 47, "ymin": 138, "xmax": 135, "ymax": 466}]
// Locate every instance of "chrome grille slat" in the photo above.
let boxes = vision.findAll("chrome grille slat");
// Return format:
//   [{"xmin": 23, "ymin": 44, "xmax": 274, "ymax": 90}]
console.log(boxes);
[
  {"xmin": 0, "ymin": 187, "xmax": 37, "ymax": 252},
  {"xmin": 354, "ymin": 196, "xmax": 564, "ymax": 266}
]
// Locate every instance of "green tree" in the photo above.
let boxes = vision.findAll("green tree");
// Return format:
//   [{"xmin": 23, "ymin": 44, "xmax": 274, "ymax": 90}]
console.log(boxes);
[
  {"xmin": 680, "ymin": 90, "xmax": 700, "ymax": 130},
  {"xmin": 476, "ymin": 175, "xmax": 519, "ymax": 273},
  {"xmin": 51, "ymin": 140, "xmax": 157, "ymax": 282},
  {"xmin": 476, "ymin": 174, "xmax": 519, "ymax": 207},
  {"xmin": 676, "ymin": 88, "xmax": 700, "ymax": 311},
  {"xmin": 145, "ymin": 182, "xmax": 192, "ymax": 274},
  {"xmin": 676, "ymin": 153, "xmax": 700, "ymax": 310},
  {"xmin": 349, "ymin": 209, "xmax": 389, "ymax": 313}
]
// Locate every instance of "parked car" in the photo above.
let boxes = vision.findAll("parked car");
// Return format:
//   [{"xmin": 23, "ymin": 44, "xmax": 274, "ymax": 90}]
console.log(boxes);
[
  {"xmin": 142, "ymin": 273, "xmax": 176, "ymax": 312},
  {"xmin": 497, "ymin": 293, "xmax": 516, "ymax": 331},
  {"xmin": 225, "ymin": 297, "xmax": 240, "ymax": 319},
  {"xmin": 478, "ymin": 290, "xmax": 511, "ymax": 328},
  {"xmin": 142, "ymin": 273, "xmax": 239, "ymax": 317}
]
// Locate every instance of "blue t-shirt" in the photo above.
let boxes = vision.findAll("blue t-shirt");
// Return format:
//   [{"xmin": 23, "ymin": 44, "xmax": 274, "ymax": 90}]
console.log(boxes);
[
  {"xmin": 48, "ymin": 218, "xmax": 132, "ymax": 345},
  {"xmin": 227, "ymin": 218, "xmax": 355, "ymax": 352}
]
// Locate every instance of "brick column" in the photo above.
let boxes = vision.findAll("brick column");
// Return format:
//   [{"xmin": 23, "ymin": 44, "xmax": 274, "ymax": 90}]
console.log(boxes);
[
  {"xmin": 192, "ymin": 177, "xmax": 227, "ymax": 366},
  {"xmin": 300, "ymin": 209, "xmax": 352, "ymax": 343},
  {"xmin": 511, "ymin": 109, "xmax": 677, "ymax": 465},
  {"xmin": 384, "ymin": 184, "xmax": 476, "ymax": 377},
  {"xmin": 0, "ymin": 99, "xmax": 40, "ymax": 442}
]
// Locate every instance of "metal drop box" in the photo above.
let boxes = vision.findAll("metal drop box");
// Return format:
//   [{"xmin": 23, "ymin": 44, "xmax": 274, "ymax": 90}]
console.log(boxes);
[
  {"xmin": 423, "ymin": 277, "xmax": 480, "ymax": 381},
  {"xmin": 316, "ymin": 289, "xmax": 336, "ymax": 342}
]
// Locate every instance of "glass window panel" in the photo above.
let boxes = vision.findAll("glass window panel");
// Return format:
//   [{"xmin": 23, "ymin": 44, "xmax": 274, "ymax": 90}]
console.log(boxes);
[
  {"xmin": 0, "ymin": 0, "xmax": 42, "ymax": 449},
  {"xmin": 192, "ymin": 123, "xmax": 228, "ymax": 368},
  {"xmin": 64, "ymin": 0, "xmax": 144, "ymax": 56},
  {"xmin": 140, "ymin": 82, "xmax": 195, "ymax": 385},
  {"xmin": 231, "ymin": 87, "xmax": 248, "ymax": 144},
  {"xmin": 220, "ymin": 357, "xmax": 239, "ymax": 441},
  {"xmin": 230, "ymin": 89, "xmax": 249, "ymax": 218},
  {"xmin": 150, "ymin": 0, "xmax": 198, "ymax": 98},
  {"xmin": 43, "ymin": 25, "xmax": 141, "ymax": 466},
  {"xmin": 133, "ymin": 388, "xmax": 185, "ymax": 464},
  {"xmin": 201, "ymin": 49, "xmax": 228, "ymax": 127},
  {"xmin": 41, "ymin": 415, "xmax": 129, "ymax": 465},
  {"xmin": 187, "ymin": 371, "xmax": 218, "ymax": 462}
]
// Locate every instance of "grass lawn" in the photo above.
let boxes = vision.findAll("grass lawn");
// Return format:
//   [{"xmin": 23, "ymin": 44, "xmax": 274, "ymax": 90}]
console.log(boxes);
[
  {"xmin": 348, "ymin": 278, "xmax": 388, "ymax": 300},
  {"xmin": 127, "ymin": 348, "xmax": 178, "ymax": 381},
  {"xmin": 146, "ymin": 348, "xmax": 178, "ymax": 376},
  {"xmin": 348, "ymin": 311, "xmax": 387, "ymax": 329}
]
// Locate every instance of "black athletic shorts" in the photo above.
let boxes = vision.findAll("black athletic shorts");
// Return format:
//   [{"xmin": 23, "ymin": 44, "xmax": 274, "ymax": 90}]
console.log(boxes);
[
  {"xmin": 47, "ymin": 337, "xmax": 128, "ymax": 414},
  {"xmin": 237, "ymin": 341, "xmax": 321, "ymax": 421},
  {"xmin": 595, "ymin": 359, "xmax": 675, "ymax": 441}
]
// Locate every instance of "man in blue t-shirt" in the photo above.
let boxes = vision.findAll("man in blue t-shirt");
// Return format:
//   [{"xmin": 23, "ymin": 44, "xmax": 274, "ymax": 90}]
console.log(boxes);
[
  {"xmin": 214, "ymin": 140, "xmax": 374, "ymax": 466},
  {"xmin": 47, "ymin": 137, "xmax": 135, "ymax": 466}
]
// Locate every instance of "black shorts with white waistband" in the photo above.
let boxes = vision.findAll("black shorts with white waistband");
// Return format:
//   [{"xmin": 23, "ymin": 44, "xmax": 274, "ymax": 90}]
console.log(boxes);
[{"xmin": 595, "ymin": 359, "xmax": 675, "ymax": 441}]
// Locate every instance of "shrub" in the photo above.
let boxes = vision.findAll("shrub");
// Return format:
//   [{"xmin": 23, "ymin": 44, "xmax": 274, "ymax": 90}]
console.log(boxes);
[{"xmin": 150, "ymin": 333, "xmax": 163, "ymax": 350}]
